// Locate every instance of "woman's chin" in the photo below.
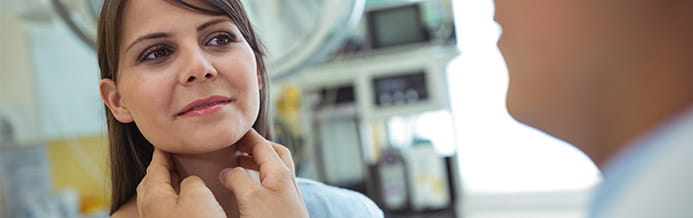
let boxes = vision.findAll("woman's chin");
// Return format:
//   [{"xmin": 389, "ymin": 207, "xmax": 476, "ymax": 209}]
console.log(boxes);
[
  {"xmin": 144, "ymin": 123, "xmax": 251, "ymax": 154},
  {"xmin": 178, "ymin": 130, "xmax": 245, "ymax": 154},
  {"xmin": 162, "ymin": 141, "xmax": 231, "ymax": 154}
]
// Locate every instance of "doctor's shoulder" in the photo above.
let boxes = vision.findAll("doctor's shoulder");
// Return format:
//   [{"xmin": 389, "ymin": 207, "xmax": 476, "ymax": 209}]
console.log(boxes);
[{"xmin": 297, "ymin": 178, "xmax": 384, "ymax": 218}]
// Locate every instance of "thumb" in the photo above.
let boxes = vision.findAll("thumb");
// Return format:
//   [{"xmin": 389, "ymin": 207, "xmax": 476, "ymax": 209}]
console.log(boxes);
[
  {"xmin": 219, "ymin": 167, "xmax": 262, "ymax": 198},
  {"xmin": 179, "ymin": 176, "xmax": 216, "ymax": 203}
]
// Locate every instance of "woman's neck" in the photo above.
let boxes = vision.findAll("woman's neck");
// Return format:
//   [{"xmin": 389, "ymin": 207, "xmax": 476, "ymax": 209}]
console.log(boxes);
[{"xmin": 170, "ymin": 145, "xmax": 240, "ymax": 217}]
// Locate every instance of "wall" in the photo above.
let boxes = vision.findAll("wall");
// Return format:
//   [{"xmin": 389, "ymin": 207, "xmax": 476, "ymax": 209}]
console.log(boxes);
[
  {"xmin": 1, "ymin": 4, "xmax": 111, "ymax": 214},
  {"xmin": 0, "ymin": 7, "xmax": 41, "ymax": 145},
  {"xmin": 27, "ymin": 18, "xmax": 105, "ymax": 140}
]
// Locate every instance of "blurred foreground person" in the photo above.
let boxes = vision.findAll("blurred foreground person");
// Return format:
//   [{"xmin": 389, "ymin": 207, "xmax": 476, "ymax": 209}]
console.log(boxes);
[{"xmin": 494, "ymin": 0, "xmax": 693, "ymax": 217}]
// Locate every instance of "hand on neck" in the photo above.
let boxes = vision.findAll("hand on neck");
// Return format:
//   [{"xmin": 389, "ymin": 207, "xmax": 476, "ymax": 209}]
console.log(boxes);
[{"xmin": 170, "ymin": 145, "xmax": 241, "ymax": 217}]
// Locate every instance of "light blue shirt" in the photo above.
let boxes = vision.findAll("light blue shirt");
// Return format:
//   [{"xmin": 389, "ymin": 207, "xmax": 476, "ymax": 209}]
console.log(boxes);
[
  {"xmin": 590, "ymin": 107, "xmax": 693, "ymax": 218},
  {"xmin": 297, "ymin": 178, "xmax": 384, "ymax": 218}
]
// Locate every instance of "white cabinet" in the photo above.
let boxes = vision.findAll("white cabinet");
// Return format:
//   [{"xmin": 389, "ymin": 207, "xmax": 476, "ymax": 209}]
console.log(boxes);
[
  {"xmin": 0, "ymin": 12, "xmax": 41, "ymax": 145},
  {"xmin": 26, "ymin": 20, "xmax": 105, "ymax": 139},
  {"xmin": 1, "ymin": 13, "xmax": 105, "ymax": 144}
]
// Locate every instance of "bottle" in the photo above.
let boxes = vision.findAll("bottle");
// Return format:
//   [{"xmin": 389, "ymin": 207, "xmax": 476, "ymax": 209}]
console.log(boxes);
[{"xmin": 377, "ymin": 147, "xmax": 409, "ymax": 211}]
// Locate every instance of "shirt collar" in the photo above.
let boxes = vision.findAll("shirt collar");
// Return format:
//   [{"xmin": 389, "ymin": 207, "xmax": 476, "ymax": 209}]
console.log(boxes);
[{"xmin": 590, "ymin": 106, "xmax": 693, "ymax": 218}]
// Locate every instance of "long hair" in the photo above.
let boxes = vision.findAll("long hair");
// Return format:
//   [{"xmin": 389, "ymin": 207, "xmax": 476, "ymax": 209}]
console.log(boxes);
[{"xmin": 96, "ymin": 0, "xmax": 272, "ymax": 214}]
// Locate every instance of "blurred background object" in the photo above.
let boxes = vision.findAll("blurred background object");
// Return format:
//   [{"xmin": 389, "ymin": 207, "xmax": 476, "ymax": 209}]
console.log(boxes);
[
  {"xmin": 0, "ymin": 115, "xmax": 14, "ymax": 143},
  {"xmin": 0, "ymin": 0, "xmax": 601, "ymax": 217},
  {"xmin": 48, "ymin": 0, "xmax": 366, "ymax": 80},
  {"xmin": 273, "ymin": 0, "xmax": 461, "ymax": 216}
]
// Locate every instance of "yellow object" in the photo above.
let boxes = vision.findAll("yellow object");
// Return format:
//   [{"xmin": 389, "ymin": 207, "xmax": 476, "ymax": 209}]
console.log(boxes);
[
  {"xmin": 276, "ymin": 85, "xmax": 303, "ymax": 135},
  {"xmin": 81, "ymin": 195, "xmax": 106, "ymax": 215},
  {"xmin": 46, "ymin": 135, "xmax": 110, "ymax": 213}
]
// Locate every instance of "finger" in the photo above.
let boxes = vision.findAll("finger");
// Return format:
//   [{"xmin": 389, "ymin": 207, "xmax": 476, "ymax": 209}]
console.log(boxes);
[
  {"xmin": 136, "ymin": 188, "xmax": 177, "ymax": 218},
  {"xmin": 178, "ymin": 176, "xmax": 216, "ymax": 203},
  {"xmin": 268, "ymin": 144, "xmax": 302, "ymax": 198},
  {"xmin": 137, "ymin": 149, "xmax": 178, "ymax": 216},
  {"xmin": 138, "ymin": 148, "xmax": 177, "ymax": 201},
  {"xmin": 238, "ymin": 155, "xmax": 260, "ymax": 171},
  {"xmin": 145, "ymin": 148, "xmax": 175, "ymax": 187},
  {"xmin": 235, "ymin": 129, "xmax": 287, "ymax": 175},
  {"xmin": 219, "ymin": 167, "xmax": 262, "ymax": 199},
  {"xmin": 271, "ymin": 142, "xmax": 295, "ymax": 172},
  {"xmin": 235, "ymin": 128, "xmax": 268, "ymax": 153}
]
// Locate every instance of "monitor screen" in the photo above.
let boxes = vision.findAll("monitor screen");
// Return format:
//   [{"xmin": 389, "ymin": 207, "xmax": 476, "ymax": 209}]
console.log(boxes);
[{"xmin": 368, "ymin": 4, "xmax": 429, "ymax": 49}]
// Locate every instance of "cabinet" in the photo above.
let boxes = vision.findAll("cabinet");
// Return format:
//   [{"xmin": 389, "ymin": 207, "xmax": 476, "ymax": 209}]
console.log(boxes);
[
  {"xmin": 26, "ymin": 19, "xmax": 105, "ymax": 140},
  {"xmin": 0, "ymin": 12, "xmax": 41, "ymax": 145},
  {"xmin": 1, "ymin": 12, "xmax": 104, "ymax": 145}
]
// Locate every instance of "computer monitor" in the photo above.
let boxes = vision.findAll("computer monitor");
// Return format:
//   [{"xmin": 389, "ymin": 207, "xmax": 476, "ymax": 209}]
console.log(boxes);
[{"xmin": 367, "ymin": 4, "xmax": 430, "ymax": 49}]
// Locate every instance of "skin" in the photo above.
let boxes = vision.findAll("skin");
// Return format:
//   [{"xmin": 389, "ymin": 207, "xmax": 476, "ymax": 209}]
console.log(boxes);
[
  {"xmin": 129, "ymin": 130, "xmax": 309, "ymax": 218},
  {"xmin": 101, "ymin": 0, "xmax": 260, "ymax": 154},
  {"xmin": 495, "ymin": 0, "xmax": 693, "ymax": 168},
  {"xmin": 99, "ymin": 0, "xmax": 309, "ymax": 217}
]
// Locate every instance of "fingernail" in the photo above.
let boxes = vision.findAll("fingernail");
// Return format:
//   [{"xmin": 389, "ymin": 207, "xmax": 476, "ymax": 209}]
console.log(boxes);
[{"xmin": 218, "ymin": 168, "xmax": 231, "ymax": 183}]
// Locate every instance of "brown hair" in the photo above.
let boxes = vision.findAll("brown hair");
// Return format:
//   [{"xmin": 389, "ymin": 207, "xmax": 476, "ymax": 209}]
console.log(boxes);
[{"xmin": 96, "ymin": 0, "xmax": 272, "ymax": 214}]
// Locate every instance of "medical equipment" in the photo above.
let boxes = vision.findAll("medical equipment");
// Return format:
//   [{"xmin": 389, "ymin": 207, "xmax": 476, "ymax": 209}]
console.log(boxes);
[{"xmin": 280, "ymin": 41, "xmax": 461, "ymax": 217}]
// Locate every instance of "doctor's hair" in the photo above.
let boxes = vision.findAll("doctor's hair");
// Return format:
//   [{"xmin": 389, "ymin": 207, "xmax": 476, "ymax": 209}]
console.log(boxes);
[{"xmin": 96, "ymin": 0, "xmax": 272, "ymax": 214}]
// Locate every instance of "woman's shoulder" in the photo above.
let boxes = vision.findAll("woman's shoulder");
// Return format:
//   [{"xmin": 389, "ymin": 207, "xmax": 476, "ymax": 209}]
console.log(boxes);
[
  {"xmin": 296, "ymin": 178, "xmax": 384, "ymax": 218},
  {"xmin": 109, "ymin": 180, "xmax": 384, "ymax": 218},
  {"xmin": 110, "ymin": 198, "xmax": 138, "ymax": 218}
]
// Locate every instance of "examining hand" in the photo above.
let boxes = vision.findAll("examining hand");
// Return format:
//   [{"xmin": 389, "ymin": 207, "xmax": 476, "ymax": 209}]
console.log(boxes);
[
  {"xmin": 219, "ymin": 129, "xmax": 310, "ymax": 218},
  {"xmin": 136, "ymin": 148, "xmax": 227, "ymax": 218},
  {"xmin": 134, "ymin": 129, "xmax": 309, "ymax": 218}
]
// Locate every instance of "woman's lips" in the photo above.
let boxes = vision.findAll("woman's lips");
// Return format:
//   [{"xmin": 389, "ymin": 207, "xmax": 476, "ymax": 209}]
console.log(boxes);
[
  {"xmin": 178, "ymin": 101, "xmax": 229, "ymax": 117},
  {"xmin": 177, "ymin": 96, "xmax": 233, "ymax": 117}
]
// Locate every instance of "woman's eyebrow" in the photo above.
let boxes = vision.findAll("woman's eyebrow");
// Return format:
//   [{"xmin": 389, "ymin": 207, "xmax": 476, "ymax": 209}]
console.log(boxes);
[
  {"xmin": 126, "ymin": 32, "xmax": 172, "ymax": 52},
  {"xmin": 125, "ymin": 19, "xmax": 232, "ymax": 52},
  {"xmin": 197, "ymin": 18, "xmax": 233, "ymax": 32}
]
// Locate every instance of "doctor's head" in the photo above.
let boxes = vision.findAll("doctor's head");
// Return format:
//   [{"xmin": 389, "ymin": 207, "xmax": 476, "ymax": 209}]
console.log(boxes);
[{"xmin": 495, "ymin": 0, "xmax": 693, "ymax": 163}]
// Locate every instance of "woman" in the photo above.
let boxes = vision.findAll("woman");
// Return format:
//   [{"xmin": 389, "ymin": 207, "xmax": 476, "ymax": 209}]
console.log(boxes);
[{"xmin": 96, "ymin": 0, "xmax": 383, "ymax": 217}]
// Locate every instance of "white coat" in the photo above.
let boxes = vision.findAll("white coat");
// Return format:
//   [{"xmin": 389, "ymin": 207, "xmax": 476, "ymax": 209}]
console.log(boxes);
[{"xmin": 591, "ymin": 107, "xmax": 693, "ymax": 218}]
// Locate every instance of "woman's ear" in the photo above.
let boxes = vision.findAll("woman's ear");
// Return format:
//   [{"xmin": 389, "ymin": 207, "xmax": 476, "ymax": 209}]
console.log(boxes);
[
  {"xmin": 257, "ymin": 69, "xmax": 263, "ymax": 91},
  {"xmin": 99, "ymin": 79, "xmax": 134, "ymax": 123}
]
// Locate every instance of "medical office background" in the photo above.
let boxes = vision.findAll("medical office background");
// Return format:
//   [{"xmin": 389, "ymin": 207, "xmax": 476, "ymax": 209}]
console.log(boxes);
[{"xmin": 0, "ymin": 0, "xmax": 600, "ymax": 217}]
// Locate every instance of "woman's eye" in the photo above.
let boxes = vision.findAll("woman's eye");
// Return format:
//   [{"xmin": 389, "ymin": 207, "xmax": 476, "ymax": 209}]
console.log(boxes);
[
  {"xmin": 139, "ymin": 45, "xmax": 173, "ymax": 62},
  {"xmin": 205, "ymin": 32, "xmax": 235, "ymax": 46}
]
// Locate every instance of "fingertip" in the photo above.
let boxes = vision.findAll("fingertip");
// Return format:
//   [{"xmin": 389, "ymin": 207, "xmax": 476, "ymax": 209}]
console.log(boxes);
[
  {"xmin": 236, "ymin": 128, "xmax": 269, "ymax": 154},
  {"xmin": 153, "ymin": 147, "xmax": 166, "ymax": 156},
  {"xmin": 151, "ymin": 148, "xmax": 167, "ymax": 162},
  {"xmin": 150, "ymin": 148, "xmax": 173, "ymax": 171},
  {"xmin": 242, "ymin": 128, "xmax": 265, "ymax": 143},
  {"xmin": 180, "ymin": 175, "xmax": 205, "ymax": 188},
  {"xmin": 247, "ymin": 127, "xmax": 261, "ymax": 136},
  {"xmin": 218, "ymin": 168, "xmax": 232, "ymax": 184}
]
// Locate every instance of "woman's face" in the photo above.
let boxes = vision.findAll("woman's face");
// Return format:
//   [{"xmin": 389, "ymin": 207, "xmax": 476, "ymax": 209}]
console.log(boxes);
[{"xmin": 100, "ymin": 0, "xmax": 261, "ymax": 154}]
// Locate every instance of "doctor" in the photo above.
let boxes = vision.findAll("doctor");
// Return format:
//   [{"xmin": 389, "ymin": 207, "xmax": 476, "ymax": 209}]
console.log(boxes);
[{"xmin": 494, "ymin": 0, "xmax": 693, "ymax": 217}]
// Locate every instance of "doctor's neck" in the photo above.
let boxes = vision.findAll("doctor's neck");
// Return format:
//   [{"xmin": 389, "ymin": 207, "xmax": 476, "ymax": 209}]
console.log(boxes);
[{"xmin": 574, "ymin": 12, "xmax": 693, "ymax": 170}]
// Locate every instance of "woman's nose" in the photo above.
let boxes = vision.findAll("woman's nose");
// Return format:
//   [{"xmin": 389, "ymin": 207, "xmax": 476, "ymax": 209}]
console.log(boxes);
[{"xmin": 179, "ymin": 50, "xmax": 218, "ymax": 85}]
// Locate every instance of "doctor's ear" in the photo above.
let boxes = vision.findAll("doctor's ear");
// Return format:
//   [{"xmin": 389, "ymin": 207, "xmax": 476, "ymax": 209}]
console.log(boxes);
[{"xmin": 99, "ymin": 79, "xmax": 134, "ymax": 123}]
